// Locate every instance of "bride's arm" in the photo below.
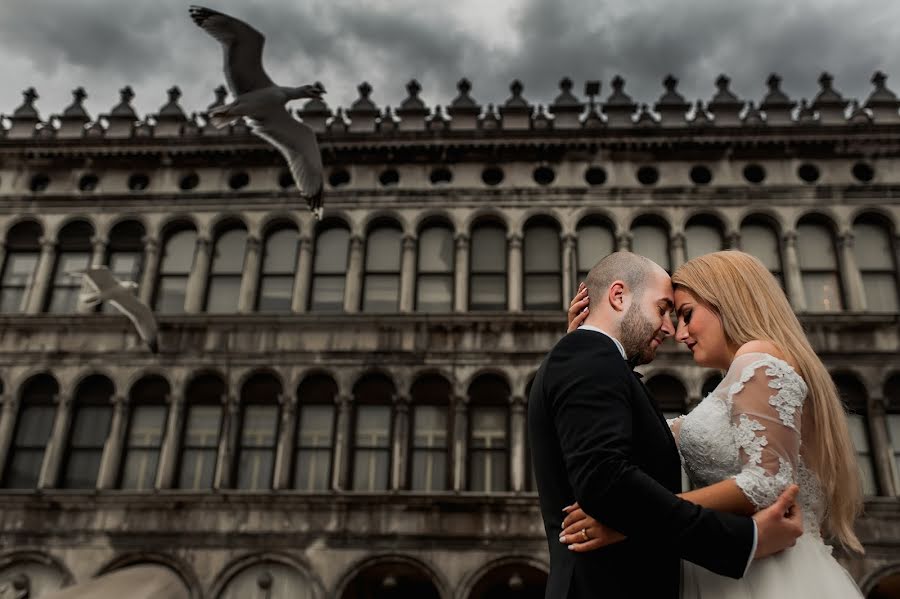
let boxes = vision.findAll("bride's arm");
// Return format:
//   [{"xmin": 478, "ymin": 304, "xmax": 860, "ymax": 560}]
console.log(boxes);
[{"xmin": 679, "ymin": 479, "xmax": 756, "ymax": 515}]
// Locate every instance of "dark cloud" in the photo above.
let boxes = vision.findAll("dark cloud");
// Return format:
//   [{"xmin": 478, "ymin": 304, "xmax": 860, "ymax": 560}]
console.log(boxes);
[{"xmin": 1, "ymin": 0, "xmax": 899, "ymax": 120}]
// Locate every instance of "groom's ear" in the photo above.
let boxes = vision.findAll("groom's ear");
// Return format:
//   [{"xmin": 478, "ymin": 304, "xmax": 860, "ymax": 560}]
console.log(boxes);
[{"xmin": 609, "ymin": 280, "xmax": 627, "ymax": 312}]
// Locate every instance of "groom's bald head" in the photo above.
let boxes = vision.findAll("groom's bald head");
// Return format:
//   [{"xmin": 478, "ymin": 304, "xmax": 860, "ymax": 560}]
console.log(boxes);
[{"xmin": 584, "ymin": 251, "xmax": 664, "ymax": 303}]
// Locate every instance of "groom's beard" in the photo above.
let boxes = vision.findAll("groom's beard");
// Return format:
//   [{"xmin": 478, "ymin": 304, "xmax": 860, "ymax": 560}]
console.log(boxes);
[{"xmin": 620, "ymin": 303, "xmax": 660, "ymax": 366}]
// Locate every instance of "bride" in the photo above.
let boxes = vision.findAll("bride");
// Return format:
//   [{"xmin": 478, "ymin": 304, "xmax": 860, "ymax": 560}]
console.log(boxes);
[{"xmin": 562, "ymin": 250, "xmax": 863, "ymax": 598}]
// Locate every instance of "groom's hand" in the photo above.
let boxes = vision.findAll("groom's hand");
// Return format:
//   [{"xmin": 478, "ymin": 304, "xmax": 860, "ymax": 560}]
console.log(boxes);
[{"xmin": 752, "ymin": 484, "xmax": 804, "ymax": 559}]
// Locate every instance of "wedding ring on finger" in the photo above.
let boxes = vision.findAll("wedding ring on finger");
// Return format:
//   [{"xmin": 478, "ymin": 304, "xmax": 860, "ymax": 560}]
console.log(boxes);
[{"xmin": 580, "ymin": 528, "xmax": 589, "ymax": 541}]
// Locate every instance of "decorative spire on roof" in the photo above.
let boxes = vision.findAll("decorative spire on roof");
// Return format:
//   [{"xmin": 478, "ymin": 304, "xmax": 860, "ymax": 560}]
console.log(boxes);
[
  {"xmin": 158, "ymin": 86, "xmax": 187, "ymax": 119},
  {"xmin": 742, "ymin": 101, "xmax": 765, "ymax": 126},
  {"xmin": 635, "ymin": 104, "xmax": 659, "ymax": 127},
  {"xmin": 811, "ymin": 72, "xmax": 849, "ymax": 124},
  {"xmin": 109, "ymin": 86, "xmax": 138, "ymax": 118},
  {"xmin": 603, "ymin": 75, "xmax": 637, "ymax": 126},
  {"xmin": 53, "ymin": 87, "xmax": 92, "ymax": 139},
  {"xmin": 582, "ymin": 80, "xmax": 605, "ymax": 128},
  {"xmin": 847, "ymin": 99, "xmax": 873, "ymax": 125},
  {"xmin": 500, "ymin": 79, "xmax": 532, "ymax": 130},
  {"xmin": 797, "ymin": 98, "xmax": 817, "ymax": 123},
  {"xmin": 396, "ymin": 79, "xmax": 429, "ymax": 131},
  {"xmin": 208, "ymin": 85, "xmax": 228, "ymax": 110},
  {"xmin": 379, "ymin": 105, "xmax": 398, "ymax": 132},
  {"xmin": 864, "ymin": 71, "xmax": 900, "ymax": 123},
  {"xmin": 297, "ymin": 94, "xmax": 333, "ymax": 133},
  {"xmin": 480, "ymin": 103, "xmax": 501, "ymax": 130},
  {"xmin": 533, "ymin": 104, "xmax": 552, "ymax": 130},
  {"xmin": 549, "ymin": 77, "xmax": 584, "ymax": 129},
  {"xmin": 654, "ymin": 75, "xmax": 690, "ymax": 126},
  {"xmin": 102, "ymin": 86, "xmax": 138, "ymax": 138},
  {"xmin": 707, "ymin": 74, "xmax": 744, "ymax": 126},
  {"xmin": 348, "ymin": 81, "xmax": 380, "ymax": 132},
  {"xmin": 6, "ymin": 87, "xmax": 42, "ymax": 139},
  {"xmin": 690, "ymin": 100, "xmax": 713, "ymax": 126},
  {"xmin": 328, "ymin": 107, "xmax": 349, "ymax": 133},
  {"xmin": 427, "ymin": 105, "xmax": 448, "ymax": 131},
  {"xmin": 447, "ymin": 77, "xmax": 481, "ymax": 130},
  {"xmin": 759, "ymin": 73, "xmax": 795, "ymax": 125}
]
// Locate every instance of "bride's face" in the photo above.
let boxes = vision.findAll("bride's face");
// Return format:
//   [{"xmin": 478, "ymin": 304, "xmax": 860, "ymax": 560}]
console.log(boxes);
[{"xmin": 674, "ymin": 288, "xmax": 731, "ymax": 369}]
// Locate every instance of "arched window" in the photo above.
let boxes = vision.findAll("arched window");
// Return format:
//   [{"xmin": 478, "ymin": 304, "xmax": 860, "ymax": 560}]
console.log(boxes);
[
  {"xmin": 363, "ymin": 222, "xmax": 402, "ymax": 313},
  {"xmin": 469, "ymin": 222, "xmax": 507, "ymax": 310},
  {"xmin": 631, "ymin": 217, "xmax": 670, "ymax": 272},
  {"xmin": 853, "ymin": 216, "xmax": 899, "ymax": 312},
  {"xmin": 235, "ymin": 373, "xmax": 281, "ymax": 490},
  {"xmin": 833, "ymin": 372, "xmax": 876, "ymax": 495},
  {"xmin": 351, "ymin": 373, "xmax": 394, "ymax": 491},
  {"xmin": 0, "ymin": 221, "xmax": 41, "ymax": 313},
  {"xmin": 576, "ymin": 219, "xmax": 615, "ymax": 284},
  {"xmin": 218, "ymin": 561, "xmax": 318, "ymax": 599},
  {"xmin": 103, "ymin": 220, "xmax": 145, "ymax": 313},
  {"xmin": 409, "ymin": 374, "xmax": 452, "ymax": 491},
  {"xmin": 294, "ymin": 374, "xmax": 337, "ymax": 490},
  {"xmin": 119, "ymin": 375, "xmax": 169, "ymax": 490},
  {"xmin": 2, "ymin": 374, "xmax": 58, "ymax": 488},
  {"xmin": 257, "ymin": 226, "xmax": 298, "ymax": 313},
  {"xmin": 523, "ymin": 218, "xmax": 561, "ymax": 310},
  {"xmin": 205, "ymin": 226, "xmax": 247, "ymax": 313},
  {"xmin": 154, "ymin": 227, "xmax": 196, "ymax": 313},
  {"xmin": 467, "ymin": 374, "xmax": 510, "ymax": 492},
  {"xmin": 882, "ymin": 374, "xmax": 900, "ymax": 495},
  {"xmin": 525, "ymin": 375, "xmax": 538, "ymax": 492},
  {"xmin": 797, "ymin": 219, "xmax": 844, "ymax": 312},
  {"xmin": 684, "ymin": 215, "xmax": 724, "ymax": 260},
  {"xmin": 339, "ymin": 560, "xmax": 442, "ymax": 599},
  {"xmin": 310, "ymin": 223, "xmax": 349, "ymax": 312},
  {"xmin": 177, "ymin": 374, "xmax": 225, "ymax": 490},
  {"xmin": 416, "ymin": 224, "xmax": 454, "ymax": 312},
  {"xmin": 740, "ymin": 217, "xmax": 784, "ymax": 288},
  {"xmin": 59, "ymin": 375, "xmax": 114, "ymax": 489},
  {"xmin": 46, "ymin": 221, "xmax": 93, "ymax": 313}
]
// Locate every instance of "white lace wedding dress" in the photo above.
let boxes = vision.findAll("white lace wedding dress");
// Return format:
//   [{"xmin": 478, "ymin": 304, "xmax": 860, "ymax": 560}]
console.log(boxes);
[{"xmin": 669, "ymin": 352, "xmax": 863, "ymax": 598}]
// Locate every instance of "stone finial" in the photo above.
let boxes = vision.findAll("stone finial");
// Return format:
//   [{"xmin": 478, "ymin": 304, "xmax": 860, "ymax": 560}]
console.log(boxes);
[
  {"xmin": 655, "ymin": 74, "xmax": 690, "ymax": 126},
  {"xmin": 52, "ymin": 86, "xmax": 92, "ymax": 139},
  {"xmin": 479, "ymin": 103, "xmax": 501, "ymax": 130},
  {"xmin": 635, "ymin": 104, "xmax": 659, "ymax": 127},
  {"xmin": 427, "ymin": 104, "xmax": 448, "ymax": 131},
  {"xmin": 158, "ymin": 86, "xmax": 187, "ymax": 118},
  {"xmin": 742, "ymin": 101, "xmax": 765, "ymax": 126},
  {"xmin": 328, "ymin": 107, "xmax": 349, "ymax": 133},
  {"xmin": 297, "ymin": 95, "xmax": 333, "ymax": 132},
  {"xmin": 760, "ymin": 73, "xmax": 795, "ymax": 125},
  {"xmin": 504, "ymin": 79, "xmax": 529, "ymax": 107},
  {"xmin": 101, "ymin": 85, "xmax": 139, "ymax": 138},
  {"xmin": 6, "ymin": 87, "xmax": 42, "ymax": 139},
  {"xmin": 499, "ymin": 79, "xmax": 532, "ymax": 130},
  {"xmin": 603, "ymin": 75, "xmax": 637, "ymax": 126},
  {"xmin": 396, "ymin": 78, "xmax": 429, "ymax": 131},
  {"xmin": 797, "ymin": 98, "xmax": 817, "ymax": 123},
  {"xmin": 209, "ymin": 85, "xmax": 228, "ymax": 110},
  {"xmin": 12, "ymin": 87, "xmax": 40, "ymax": 119},
  {"xmin": 691, "ymin": 100, "xmax": 713, "ymax": 126},
  {"xmin": 549, "ymin": 76, "xmax": 584, "ymax": 129},
  {"xmin": 447, "ymin": 77, "xmax": 481, "ymax": 130},
  {"xmin": 348, "ymin": 81, "xmax": 379, "ymax": 132},
  {"xmin": 811, "ymin": 71, "xmax": 849, "ymax": 124},
  {"xmin": 864, "ymin": 71, "xmax": 900, "ymax": 123},
  {"xmin": 379, "ymin": 105, "xmax": 398, "ymax": 132},
  {"xmin": 109, "ymin": 86, "xmax": 137, "ymax": 117},
  {"xmin": 848, "ymin": 99, "xmax": 873, "ymax": 125},
  {"xmin": 707, "ymin": 74, "xmax": 744, "ymax": 126},
  {"xmin": 533, "ymin": 104, "xmax": 552, "ymax": 130}
]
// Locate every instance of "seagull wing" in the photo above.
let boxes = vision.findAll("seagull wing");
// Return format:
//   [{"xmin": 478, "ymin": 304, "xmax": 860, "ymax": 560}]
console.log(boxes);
[
  {"xmin": 108, "ymin": 292, "xmax": 159, "ymax": 351},
  {"xmin": 249, "ymin": 107, "xmax": 325, "ymax": 215},
  {"xmin": 83, "ymin": 267, "xmax": 121, "ymax": 293},
  {"xmin": 189, "ymin": 5, "xmax": 275, "ymax": 95}
]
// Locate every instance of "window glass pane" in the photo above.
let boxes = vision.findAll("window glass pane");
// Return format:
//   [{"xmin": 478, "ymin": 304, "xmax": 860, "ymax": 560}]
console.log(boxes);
[
  {"xmin": 237, "ymin": 449, "xmax": 274, "ymax": 490},
  {"xmin": 1, "ymin": 253, "xmax": 39, "ymax": 312},
  {"xmin": 121, "ymin": 450, "xmax": 160, "ymax": 490},
  {"xmin": 294, "ymin": 448, "xmax": 331, "ymax": 490},
  {"xmin": 206, "ymin": 277, "xmax": 241, "ymax": 313},
  {"xmin": 61, "ymin": 450, "xmax": 103, "ymax": 488},
  {"xmin": 156, "ymin": 277, "xmax": 187, "ymax": 313},
  {"xmin": 802, "ymin": 273, "xmax": 843, "ymax": 312},
  {"xmin": 470, "ymin": 275, "xmax": 506, "ymax": 310},
  {"xmin": 241, "ymin": 405, "xmax": 278, "ymax": 446},
  {"xmin": 525, "ymin": 275, "xmax": 561, "ymax": 310},
  {"xmin": 184, "ymin": 405, "xmax": 221, "ymax": 446},
  {"xmin": 684, "ymin": 224, "xmax": 723, "ymax": 260},
  {"xmin": 257, "ymin": 277, "xmax": 294, "ymax": 313},
  {"xmin": 797, "ymin": 224, "xmax": 838, "ymax": 269},
  {"xmin": 418, "ymin": 227, "xmax": 454, "ymax": 272},
  {"xmin": 416, "ymin": 276, "xmax": 453, "ymax": 312},
  {"xmin": 128, "ymin": 406, "xmax": 168, "ymax": 447},
  {"xmin": 298, "ymin": 405, "xmax": 334, "ymax": 447},
  {"xmin": 471, "ymin": 227, "xmax": 506, "ymax": 271},
  {"xmin": 351, "ymin": 449, "xmax": 389, "ymax": 490},
  {"xmin": 847, "ymin": 415, "xmax": 877, "ymax": 496},
  {"xmin": 741, "ymin": 224, "xmax": 781, "ymax": 271},
  {"xmin": 109, "ymin": 252, "xmax": 142, "ymax": 282},
  {"xmin": 69, "ymin": 406, "xmax": 111, "ymax": 447},
  {"xmin": 470, "ymin": 451, "xmax": 507, "ymax": 492},
  {"xmin": 48, "ymin": 253, "xmax": 90, "ymax": 313},
  {"xmin": 365, "ymin": 228, "xmax": 402, "ymax": 271},
  {"xmin": 862, "ymin": 273, "xmax": 899, "ymax": 312},
  {"xmin": 212, "ymin": 230, "xmax": 247, "ymax": 273},
  {"xmin": 161, "ymin": 230, "xmax": 196, "ymax": 273},
  {"xmin": 178, "ymin": 449, "xmax": 217, "ymax": 489},
  {"xmin": 262, "ymin": 229, "xmax": 298, "ymax": 272},
  {"xmin": 631, "ymin": 225, "xmax": 669, "ymax": 270},
  {"xmin": 853, "ymin": 223, "xmax": 894, "ymax": 269},
  {"xmin": 363, "ymin": 274, "xmax": 399, "ymax": 312},
  {"xmin": 310, "ymin": 276, "xmax": 345, "ymax": 312},
  {"xmin": 577, "ymin": 225, "xmax": 614, "ymax": 272},
  {"xmin": 313, "ymin": 228, "xmax": 349, "ymax": 273},
  {"xmin": 413, "ymin": 406, "xmax": 447, "ymax": 447},
  {"xmin": 411, "ymin": 450, "xmax": 447, "ymax": 491},
  {"xmin": 14, "ymin": 405, "xmax": 55, "ymax": 445},
  {"xmin": 524, "ymin": 226, "xmax": 560, "ymax": 272},
  {"xmin": 355, "ymin": 405, "xmax": 391, "ymax": 446},
  {"xmin": 6, "ymin": 450, "xmax": 45, "ymax": 488}
]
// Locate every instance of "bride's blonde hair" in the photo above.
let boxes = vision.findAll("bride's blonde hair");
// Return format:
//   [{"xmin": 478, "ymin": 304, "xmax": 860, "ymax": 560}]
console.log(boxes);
[{"xmin": 672, "ymin": 250, "xmax": 863, "ymax": 552}]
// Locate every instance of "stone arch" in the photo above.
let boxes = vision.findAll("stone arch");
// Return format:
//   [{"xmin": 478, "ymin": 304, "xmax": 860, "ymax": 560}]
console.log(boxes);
[
  {"xmin": 0, "ymin": 550, "xmax": 74, "ymax": 597},
  {"xmin": 457, "ymin": 555, "xmax": 548, "ymax": 599},
  {"xmin": 209, "ymin": 551, "xmax": 326, "ymax": 599},
  {"xmin": 95, "ymin": 552, "xmax": 200, "ymax": 599},
  {"xmin": 334, "ymin": 554, "xmax": 448, "ymax": 599}
]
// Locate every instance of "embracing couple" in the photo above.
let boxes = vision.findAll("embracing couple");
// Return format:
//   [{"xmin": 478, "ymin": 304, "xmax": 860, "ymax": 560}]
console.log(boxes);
[{"xmin": 528, "ymin": 250, "xmax": 864, "ymax": 598}]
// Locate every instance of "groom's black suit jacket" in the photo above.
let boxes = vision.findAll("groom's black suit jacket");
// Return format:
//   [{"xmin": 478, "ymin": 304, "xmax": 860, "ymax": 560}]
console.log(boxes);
[{"xmin": 528, "ymin": 329, "xmax": 755, "ymax": 598}]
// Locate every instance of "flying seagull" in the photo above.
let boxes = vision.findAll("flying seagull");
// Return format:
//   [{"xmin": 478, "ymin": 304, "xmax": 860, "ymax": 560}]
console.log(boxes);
[
  {"xmin": 77, "ymin": 267, "xmax": 158, "ymax": 353},
  {"xmin": 189, "ymin": 5, "xmax": 326, "ymax": 219}
]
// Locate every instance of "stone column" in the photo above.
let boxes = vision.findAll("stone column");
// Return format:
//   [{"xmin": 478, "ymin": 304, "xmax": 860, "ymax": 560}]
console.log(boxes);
[
  {"xmin": 510, "ymin": 395, "xmax": 526, "ymax": 493},
  {"xmin": 782, "ymin": 231, "xmax": 807, "ymax": 312},
  {"xmin": 869, "ymin": 398, "xmax": 897, "ymax": 496},
  {"xmin": 331, "ymin": 395, "xmax": 352, "ymax": 490},
  {"xmin": 155, "ymin": 393, "xmax": 184, "ymax": 489},
  {"xmin": 399, "ymin": 235, "xmax": 417, "ymax": 313},
  {"xmin": 616, "ymin": 231, "xmax": 632, "ymax": 252},
  {"xmin": 138, "ymin": 236, "xmax": 160, "ymax": 306},
  {"xmin": 561, "ymin": 234, "xmax": 576, "ymax": 308},
  {"xmin": 727, "ymin": 231, "xmax": 742, "ymax": 251},
  {"xmin": 184, "ymin": 236, "xmax": 212, "ymax": 313},
  {"xmin": 214, "ymin": 394, "xmax": 239, "ymax": 489},
  {"xmin": 838, "ymin": 232, "xmax": 866, "ymax": 312},
  {"xmin": 343, "ymin": 236, "xmax": 364, "ymax": 313},
  {"xmin": 26, "ymin": 237, "xmax": 57, "ymax": 314},
  {"xmin": 237, "ymin": 236, "xmax": 262, "ymax": 313},
  {"xmin": 670, "ymin": 232, "xmax": 686, "ymax": 270},
  {"xmin": 291, "ymin": 236, "xmax": 313, "ymax": 313},
  {"xmin": 391, "ymin": 396, "xmax": 410, "ymax": 490},
  {"xmin": 38, "ymin": 393, "xmax": 72, "ymax": 489},
  {"xmin": 273, "ymin": 394, "xmax": 297, "ymax": 489},
  {"xmin": 452, "ymin": 396, "xmax": 468, "ymax": 491},
  {"xmin": 77, "ymin": 236, "xmax": 108, "ymax": 313},
  {"xmin": 453, "ymin": 233, "xmax": 469, "ymax": 312},
  {"xmin": 97, "ymin": 395, "xmax": 127, "ymax": 489},
  {"xmin": 0, "ymin": 395, "xmax": 17, "ymax": 483},
  {"xmin": 507, "ymin": 233, "xmax": 523, "ymax": 312}
]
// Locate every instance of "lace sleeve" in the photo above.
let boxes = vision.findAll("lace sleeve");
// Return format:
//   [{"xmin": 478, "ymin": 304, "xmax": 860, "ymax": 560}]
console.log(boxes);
[{"xmin": 726, "ymin": 354, "xmax": 805, "ymax": 511}]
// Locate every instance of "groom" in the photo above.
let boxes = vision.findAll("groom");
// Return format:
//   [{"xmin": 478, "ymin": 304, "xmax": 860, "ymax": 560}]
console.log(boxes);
[{"xmin": 528, "ymin": 252, "xmax": 803, "ymax": 598}]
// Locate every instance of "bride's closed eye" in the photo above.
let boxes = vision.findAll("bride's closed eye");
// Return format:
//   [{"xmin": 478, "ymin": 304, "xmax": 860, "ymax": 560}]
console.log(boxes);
[{"xmin": 682, "ymin": 309, "xmax": 692, "ymax": 325}]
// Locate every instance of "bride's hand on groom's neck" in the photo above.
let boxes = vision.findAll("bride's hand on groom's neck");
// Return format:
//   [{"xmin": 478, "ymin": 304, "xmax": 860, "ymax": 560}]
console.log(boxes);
[{"xmin": 567, "ymin": 283, "xmax": 590, "ymax": 333}]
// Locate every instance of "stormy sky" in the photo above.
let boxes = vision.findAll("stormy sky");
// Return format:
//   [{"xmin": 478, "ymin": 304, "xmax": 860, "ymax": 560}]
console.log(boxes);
[{"xmin": 2, "ymin": 0, "xmax": 899, "ymax": 120}]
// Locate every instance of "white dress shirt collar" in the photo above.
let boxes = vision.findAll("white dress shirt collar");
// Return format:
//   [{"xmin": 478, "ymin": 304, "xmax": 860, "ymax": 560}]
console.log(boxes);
[{"xmin": 578, "ymin": 324, "xmax": 627, "ymax": 360}]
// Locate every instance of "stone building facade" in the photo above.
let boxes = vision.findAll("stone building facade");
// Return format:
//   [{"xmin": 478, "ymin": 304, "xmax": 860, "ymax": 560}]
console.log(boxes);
[{"xmin": 0, "ymin": 72, "xmax": 898, "ymax": 598}]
